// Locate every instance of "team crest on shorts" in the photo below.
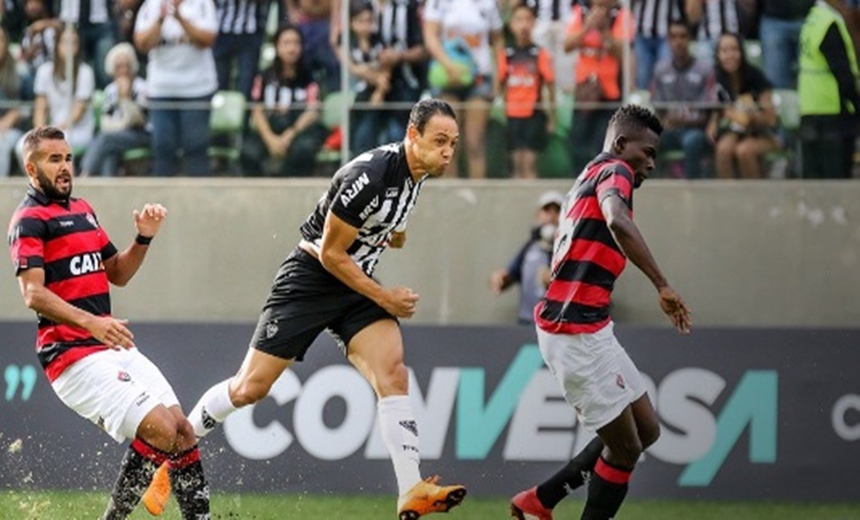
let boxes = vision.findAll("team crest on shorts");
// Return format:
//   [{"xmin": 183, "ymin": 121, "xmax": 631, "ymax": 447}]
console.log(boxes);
[
  {"xmin": 265, "ymin": 320, "xmax": 279, "ymax": 339},
  {"xmin": 616, "ymin": 374, "xmax": 626, "ymax": 389},
  {"xmin": 118, "ymin": 371, "xmax": 131, "ymax": 382}
]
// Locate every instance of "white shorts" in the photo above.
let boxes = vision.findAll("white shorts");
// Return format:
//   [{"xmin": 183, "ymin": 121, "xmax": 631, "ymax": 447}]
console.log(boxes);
[
  {"xmin": 51, "ymin": 347, "xmax": 180, "ymax": 443},
  {"xmin": 537, "ymin": 321, "xmax": 646, "ymax": 432}
]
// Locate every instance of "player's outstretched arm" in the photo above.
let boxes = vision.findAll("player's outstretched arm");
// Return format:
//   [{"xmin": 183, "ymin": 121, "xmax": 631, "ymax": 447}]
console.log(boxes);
[
  {"xmin": 601, "ymin": 194, "xmax": 692, "ymax": 334},
  {"xmin": 104, "ymin": 203, "xmax": 166, "ymax": 287}
]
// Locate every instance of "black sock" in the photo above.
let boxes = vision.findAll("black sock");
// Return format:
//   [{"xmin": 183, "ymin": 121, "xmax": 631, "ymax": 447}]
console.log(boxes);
[
  {"xmin": 102, "ymin": 438, "xmax": 169, "ymax": 520},
  {"xmin": 168, "ymin": 445, "xmax": 210, "ymax": 520},
  {"xmin": 580, "ymin": 457, "xmax": 632, "ymax": 520},
  {"xmin": 536, "ymin": 437, "xmax": 604, "ymax": 509}
]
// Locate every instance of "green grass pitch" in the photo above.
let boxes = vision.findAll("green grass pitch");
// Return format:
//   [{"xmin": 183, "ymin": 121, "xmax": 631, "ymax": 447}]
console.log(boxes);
[{"xmin": 2, "ymin": 490, "xmax": 860, "ymax": 519}]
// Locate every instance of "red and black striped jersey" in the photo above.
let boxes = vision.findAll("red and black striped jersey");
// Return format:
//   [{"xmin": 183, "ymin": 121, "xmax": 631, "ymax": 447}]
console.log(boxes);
[
  {"xmin": 7, "ymin": 187, "xmax": 117, "ymax": 382},
  {"xmin": 535, "ymin": 153, "xmax": 634, "ymax": 334}
]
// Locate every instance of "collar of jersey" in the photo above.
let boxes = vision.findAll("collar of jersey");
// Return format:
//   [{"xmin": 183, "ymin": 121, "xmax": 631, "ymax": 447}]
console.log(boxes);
[{"xmin": 28, "ymin": 185, "xmax": 71, "ymax": 209}]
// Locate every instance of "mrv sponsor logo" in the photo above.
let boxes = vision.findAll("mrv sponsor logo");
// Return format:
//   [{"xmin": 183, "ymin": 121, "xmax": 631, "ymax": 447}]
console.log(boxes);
[{"xmin": 224, "ymin": 346, "xmax": 777, "ymax": 486}]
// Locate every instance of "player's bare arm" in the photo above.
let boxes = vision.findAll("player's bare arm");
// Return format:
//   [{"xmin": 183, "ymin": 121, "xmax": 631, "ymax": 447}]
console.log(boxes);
[
  {"xmin": 319, "ymin": 211, "xmax": 418, "ymax": 318},
  {"xmin": 104, "ymin": 203, "xmax": 166, "ymax": 287},
  {"xmin": 601, "ymin": 194, "xmax": 692, "ymax": 334},
  {"xmin": 17, "ymin": 267, "xmax": 135, "ymax": 348}
]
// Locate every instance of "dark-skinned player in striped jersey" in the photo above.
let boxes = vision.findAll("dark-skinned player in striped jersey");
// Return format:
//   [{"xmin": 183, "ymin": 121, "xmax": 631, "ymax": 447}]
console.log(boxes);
[
  {"xmin": 510, "ymin": 105, "xmax": 692, "ymax": 520},
  {"xmin": 7, "ymin": 126, "xmax": 210, "ymax": 520},
  {"xmin": 142, "ymin": 98, "xmax": 467, "ymax": 519}
]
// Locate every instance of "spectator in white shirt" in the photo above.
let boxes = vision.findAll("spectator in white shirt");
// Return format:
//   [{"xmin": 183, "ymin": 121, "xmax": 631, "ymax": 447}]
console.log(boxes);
[{"xmin": 134, "ymin": 0, "xmax": 218, "ymax": 176}]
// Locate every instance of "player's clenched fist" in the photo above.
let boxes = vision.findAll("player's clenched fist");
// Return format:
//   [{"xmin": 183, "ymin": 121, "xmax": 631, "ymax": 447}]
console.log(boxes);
[{"xmin": 382, "ymin": 286, "xmax": 420, "ymax": 318}]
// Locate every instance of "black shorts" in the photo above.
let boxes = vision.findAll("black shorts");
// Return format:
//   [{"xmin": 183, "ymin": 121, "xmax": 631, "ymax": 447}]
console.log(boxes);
[
  {"xmin": 507, "ymin": 113, "xmax": 548, "ymax": 152},
  {"xmin": 250, "ymin": 247, "xmax": 396, "ymax": 361}
]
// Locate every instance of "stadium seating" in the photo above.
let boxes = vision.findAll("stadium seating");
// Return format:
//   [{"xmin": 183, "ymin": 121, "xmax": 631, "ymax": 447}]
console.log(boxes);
[
  {"xmin": 745, "ymin": 40, "xmax": 763, "ymax": 69},
  {"xmin": 628, "ymin": 89, "xmax": 654, "ymax": 110},
  {"xmin": 90, "ymin": 89, "xmax": 105, "ymax": 130},
  {"xmin": 555, "ymin": 90, "xmax": 574, "ymax": 137},
  {"xmin": 209, "ymin": 90, "xmax": 247, "ymax": 174},
  {"xmin": 259, "ymin": 43, "xmax": 276, "ymax": 70},
  {"xmin": 766, "ymin": 88, "xmax": 800, "ymax": 178},
  {"xmin": 315, "ymin": 90, "xmax": 354, "ymax": 175},
  {"xmin": 537, "ymin": 132, "xmax": 573, "ymax": 178}
]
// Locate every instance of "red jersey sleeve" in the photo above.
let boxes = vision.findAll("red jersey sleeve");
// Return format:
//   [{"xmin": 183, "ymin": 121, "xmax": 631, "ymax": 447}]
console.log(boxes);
[{"xmin": 595, "ymin": 161, "xmax": 635, "ymax": 209}]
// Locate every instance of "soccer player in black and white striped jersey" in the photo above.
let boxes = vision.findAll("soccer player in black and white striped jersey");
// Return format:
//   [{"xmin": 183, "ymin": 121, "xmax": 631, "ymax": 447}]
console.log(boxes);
[{"xmin": 168, "ymin": 99, "xmax": 467, "ymax": 519}]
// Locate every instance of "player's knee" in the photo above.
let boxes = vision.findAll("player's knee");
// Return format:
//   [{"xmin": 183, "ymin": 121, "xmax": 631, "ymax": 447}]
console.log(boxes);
[
  {"xmin": 609, "ymin": 437, "xmax": 644, "ymax": 468},
  {"xmin": 139, "ymin": 414, "xmax": 181, "ymax": 453},
  {"xmin": 640, "ymin": 421, "xmax": 660, "ymax": 449},
  {"xmin": 375, "ymin": 361, "xmax": 409, "ymax": 396},
  {"xmin": 173, "ymin": 417, "xmax": 198, "ymax": 452}
]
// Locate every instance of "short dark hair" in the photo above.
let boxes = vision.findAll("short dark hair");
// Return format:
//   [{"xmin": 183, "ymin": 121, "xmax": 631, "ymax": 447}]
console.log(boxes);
[
  {"xmin": 22, "ymin": 126, "xmax": 66, "ymax": 161},
  {"xmin": 668, "ymin": 18, "xmax": 692, "ymax": 35},
  {"xmin": 349, "ymin": 0, "xmax": 373, "ymax": 19},
  {"xmin": 408, "ymin": 98, "xmax": 457, "ymax": 134},
  {"xmin": 608, "ymin": 104, "xmax": 663, "ymax": 137}
]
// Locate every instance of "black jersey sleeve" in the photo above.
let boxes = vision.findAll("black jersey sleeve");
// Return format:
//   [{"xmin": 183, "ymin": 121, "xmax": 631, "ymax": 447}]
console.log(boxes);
[{"xmin": 329, "ymin": 154, "xmax": 388, "ymax": 229}]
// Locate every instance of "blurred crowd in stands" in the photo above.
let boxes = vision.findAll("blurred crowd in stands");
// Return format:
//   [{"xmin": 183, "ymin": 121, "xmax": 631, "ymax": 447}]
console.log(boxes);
[{"xmin": 0, "ymin": 0, "xmax": 857, "ymax": 179}]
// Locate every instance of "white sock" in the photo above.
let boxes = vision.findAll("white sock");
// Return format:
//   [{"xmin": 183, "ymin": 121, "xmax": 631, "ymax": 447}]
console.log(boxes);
[
  {"xmin": 378, "ymin": 395, "xmax": 422, "ymax": 496},
  {"xmin": 188, "ymin": 379, "xmax": 237, "ymax": 438}
]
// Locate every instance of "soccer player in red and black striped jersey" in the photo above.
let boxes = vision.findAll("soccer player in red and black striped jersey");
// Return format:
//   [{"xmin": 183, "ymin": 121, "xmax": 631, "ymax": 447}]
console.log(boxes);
[
  {"xmin": 7, "ymin": 126, "xmax": 210, "ymax": 520},
  {"xmin": 511, "ymin": 105, "xmax": 692, "ymax": 520}
]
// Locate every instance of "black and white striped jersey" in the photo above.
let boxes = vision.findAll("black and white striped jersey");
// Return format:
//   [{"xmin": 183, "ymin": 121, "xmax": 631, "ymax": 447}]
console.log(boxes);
[
  {"xmin": 299, "ymin": 143, "xmax": 426, "ymax": 276},
  {"xmin": 215, "ymin": 0, "xmax": 270, "ymax": 35},
  {"xmin": 634, "ymin": 0, "xmax": 685, "ymax": 39},
  {"xmin": 524, "ymin": 0, "xmax": 575, "ymax": 23},
  {"xmin": 698, "ymin": 0, "xmax": 739, "ymax": 40}
]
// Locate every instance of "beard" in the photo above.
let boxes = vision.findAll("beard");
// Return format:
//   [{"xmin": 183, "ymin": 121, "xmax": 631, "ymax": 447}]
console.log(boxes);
[{"xmin": 35, "ymin": 165, "xmax": 72, "ymax": 201}]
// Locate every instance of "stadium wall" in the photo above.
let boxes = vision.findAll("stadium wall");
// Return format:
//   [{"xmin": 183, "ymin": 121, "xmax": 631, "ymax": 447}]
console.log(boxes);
[
  {"xmin": 1, "ymin": 178, "xmax": 859, "ymax": 327},
  {"xmin": 1, "ymin": 322, "xmax": 857, "ymax": 500}
]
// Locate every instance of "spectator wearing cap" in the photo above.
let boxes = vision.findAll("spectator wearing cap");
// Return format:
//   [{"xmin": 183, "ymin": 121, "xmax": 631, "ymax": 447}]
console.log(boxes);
[{"xmin": 490, "ymin": 190, "xmax": 564, "ymax": 325}]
